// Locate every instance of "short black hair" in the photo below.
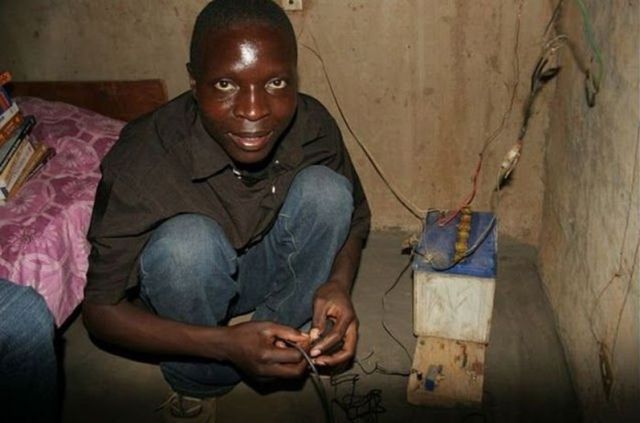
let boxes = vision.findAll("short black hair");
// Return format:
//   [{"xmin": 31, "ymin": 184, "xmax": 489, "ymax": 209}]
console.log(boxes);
[{"xmin": 189, "ymin": 0, "xmax": 297, "ymax": 79}]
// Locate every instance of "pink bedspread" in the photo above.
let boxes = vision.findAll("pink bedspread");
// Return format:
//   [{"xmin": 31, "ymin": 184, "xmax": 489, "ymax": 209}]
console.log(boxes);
[{"xmin": 0, "ymin": 97, "xmax": 124, "ymax": 326}]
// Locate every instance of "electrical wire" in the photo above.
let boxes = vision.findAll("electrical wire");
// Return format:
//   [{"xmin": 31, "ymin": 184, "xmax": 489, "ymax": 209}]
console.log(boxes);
[
  {"xmin": 380, "ymin": 258, "xmax": 415, "ymax": 367},
  {"xmin": 415, "ymin": 215, "xmax": 497, "ymax": 272},
  {"xmin": 496, "ymin": 8, "xmax": 566, "ymax": 189},
  {"xmin": 437, "ymin": 0, "xmax": 523, "ymax": 227},
  {"xmin": 574, "ymin": 0, "xmax": 603, "ymax": 107},
  {"xmin": 299, "ymin": 25, "xmax": 514, "ymax": 271},
  {"xmin": 347, "ymin": 254, "xmax": 416, "ymax": 380},
  {"xmin": 610, "ymin": 239, "xmax": 640, "ymax": 361},
  {"xmin": 284, "ymin": 340, "xmax": 335, "ymax": 423},
  {"xmin": 330, "ymin": 373, "xmax": 385, "ymax": 422},
  {"xmin": 588, "ymin": 126, "xmax": 640, "ymax": 396},
  {"xmin": 325, "ymin": 256, "xmax": 418, "ymax": 420},
  {"xmin": 300, "ymin": 31, "xmax": 428, "ymax": 221}
]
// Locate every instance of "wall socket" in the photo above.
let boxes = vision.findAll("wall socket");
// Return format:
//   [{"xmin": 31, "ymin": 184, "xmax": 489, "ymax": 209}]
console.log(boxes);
[{"xmin": 282, "ymin": 0, "xmax": 303, "ymax": 11}]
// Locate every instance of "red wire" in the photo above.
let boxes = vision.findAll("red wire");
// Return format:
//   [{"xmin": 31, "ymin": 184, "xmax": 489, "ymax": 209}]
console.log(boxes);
[{"xmin": 437, "ymin": 153, "xmax": 484, "ymax": 226}]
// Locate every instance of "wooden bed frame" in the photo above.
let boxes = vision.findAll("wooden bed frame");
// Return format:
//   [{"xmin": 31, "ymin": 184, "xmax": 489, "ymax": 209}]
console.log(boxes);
[{"xmin": 9, "ymin": 79, "xmax": 168, "ymax": 122}]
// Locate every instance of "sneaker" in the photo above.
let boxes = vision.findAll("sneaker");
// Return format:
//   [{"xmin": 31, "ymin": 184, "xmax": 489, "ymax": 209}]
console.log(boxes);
[{"xmin": 159, "ymin": 392, "xmax": 217, "ymax": 423}]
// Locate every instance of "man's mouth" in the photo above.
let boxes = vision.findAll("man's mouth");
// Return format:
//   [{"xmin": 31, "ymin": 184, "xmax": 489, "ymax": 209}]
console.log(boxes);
[{"xmin": 228, "ymin": 131, "xmax": 273, "ymax": 152}]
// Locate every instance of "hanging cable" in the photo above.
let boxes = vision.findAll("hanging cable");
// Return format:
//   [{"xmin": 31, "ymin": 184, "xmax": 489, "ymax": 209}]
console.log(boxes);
[
  {"xmin": 300, "ymin": 31, "xmax": 428, "ymax": 220},
  {"xmin": 283, "ymin": 340, "xmax": 335, "ymax": 423},
  {"xmin": 437, "ymin": 0, "xmax": 524, "ymax": 227}
]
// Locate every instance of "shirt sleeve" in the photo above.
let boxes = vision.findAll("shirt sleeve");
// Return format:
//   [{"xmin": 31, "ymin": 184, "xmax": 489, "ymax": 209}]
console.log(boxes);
[
  {"xmin": 85, "ymin": 166, "xmax": 157, "ymax": 304},
  {"xmin": 322, "ymin": 115, "xmax": 371, "ymax": 243}
]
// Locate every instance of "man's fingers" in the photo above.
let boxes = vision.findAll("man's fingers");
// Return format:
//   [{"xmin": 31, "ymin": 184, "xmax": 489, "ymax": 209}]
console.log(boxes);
[
  {"xmin": 314, "ymin": 349, "xmax": 351, "ymax": 367},
  {"xmin": 311, "ymin": 309, "xmax": 327, "ymax": 340},
  {"xmin": 309, "ymin": 331, "xmax": 342, "ymax": 357},
  {"xmin": 268, "ymin": 324, "xmax": 309, "ymax": 344},
  {"xmin": 313, "ymin": 320, "xmax": 357, "ymax": 366},
  {"xmin": 310, "ymin": 316, "xmax": 350, "ymax": 357},
  {"xmin": 264, "ymin": 344, "xmax": 304, "ymax": 364}
]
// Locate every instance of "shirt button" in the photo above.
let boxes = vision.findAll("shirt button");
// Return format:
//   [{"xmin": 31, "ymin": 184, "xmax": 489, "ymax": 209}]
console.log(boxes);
[{"xmin": 271, "ymin": 185, "xmax": 276, "ymax": 194}]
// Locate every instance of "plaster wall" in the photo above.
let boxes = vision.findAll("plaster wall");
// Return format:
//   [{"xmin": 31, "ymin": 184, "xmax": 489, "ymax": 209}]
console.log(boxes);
[
  {"xmin": 0, "ymin": 0, "xmax": 551, "ymax": 245},
  {"xmin": 539, "ymin": 0, "xmax": 639, "ymax": 418}
]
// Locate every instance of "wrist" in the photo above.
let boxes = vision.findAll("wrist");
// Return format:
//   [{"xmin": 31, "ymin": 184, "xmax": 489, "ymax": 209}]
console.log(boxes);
[
  {"xmin": 194, "ymin": 325, "xmax": 230, "ymax": 361},
  {"xmin": 325, "ymin": 276, "xmax": 351, "ymax": 294}
]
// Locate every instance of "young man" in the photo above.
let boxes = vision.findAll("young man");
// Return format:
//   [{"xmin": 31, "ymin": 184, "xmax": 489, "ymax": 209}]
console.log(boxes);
[{"xmin": 83, "ymin": 0, "xmax": 370, "ymax": 420}]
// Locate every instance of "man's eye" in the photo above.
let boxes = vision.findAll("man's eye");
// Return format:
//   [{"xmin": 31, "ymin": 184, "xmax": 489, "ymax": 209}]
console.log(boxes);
[
  {"xmin": 266, "ymin": 79, "xmax": 287, "ymax": 90},
  {"xmin": 213, "ymin": 80, "xmax": 236, "ymax": 92}
]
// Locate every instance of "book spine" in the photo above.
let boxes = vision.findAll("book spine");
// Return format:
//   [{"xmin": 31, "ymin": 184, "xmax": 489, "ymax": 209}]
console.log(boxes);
[
  {"xmin": 0, "ymin": 112, "xmax": 24, "ymax": 146},
  {"xmin": 0, "ymin": 102, "xmax": 19, "ymax": 128}
]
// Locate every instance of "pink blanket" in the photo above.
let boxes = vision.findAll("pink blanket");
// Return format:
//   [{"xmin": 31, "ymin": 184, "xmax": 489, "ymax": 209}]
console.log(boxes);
[{"xmin": 0, "ymin": 97, "xmax": 124, "ymax": 326}]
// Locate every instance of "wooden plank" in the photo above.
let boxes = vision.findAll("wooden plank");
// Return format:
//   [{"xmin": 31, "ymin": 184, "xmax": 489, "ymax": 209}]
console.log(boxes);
[
  {"xmin": 413, "ymin": 272, "xmax": 495, "ymax": 343},
  {"xmin": 407, "ymin": 336, "xmax": 485, "ymax": 407},
  {"xmin": 8, "ymin": 79, "xmax": 168, "ymax": 122}
]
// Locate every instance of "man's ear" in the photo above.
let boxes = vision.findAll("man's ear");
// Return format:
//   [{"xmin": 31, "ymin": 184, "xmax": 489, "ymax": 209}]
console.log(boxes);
[{"xmin": 186, "ymin": 63, "xmax": 197, "ymax": 95}]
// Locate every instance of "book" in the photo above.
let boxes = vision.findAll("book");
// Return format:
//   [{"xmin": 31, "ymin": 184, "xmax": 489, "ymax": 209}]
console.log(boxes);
[
  {"xmin": 0, "ymin": 106, "xmax": 24, "ymax": 146},
  {"xmin": 0, "ymin": 70, "xmax": 11, "ymax": 86},
  {"xmin": 0, "ymin": 116, "xmax": 35, "ymax": 172},
  {"xmin": 6, "ymin": 143, "xmax": 54, "ymax": 199},
  {"xmin": 0, "ymin": 102, "xmax": 19, "ymax": 128},
  {"xmin": 0, "ymin": 134, "xmax": 36, "ymax": 198},
  {"xmin": 0, "ymin": 86, "xmax": 11, "ymax": 111},
  {"xmin": 25, "ymin": 144, "xmax": 55, "ymax": 180}
]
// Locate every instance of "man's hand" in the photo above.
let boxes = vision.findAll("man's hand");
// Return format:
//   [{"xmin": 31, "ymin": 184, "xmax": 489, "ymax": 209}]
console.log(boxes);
[
  {"xmin": 221, "ymin": 321, "xmax": 309, "ymax": 379},
  {"xmin": 309, "ymin": 279, "xmax": 359, "ymax": 367}
]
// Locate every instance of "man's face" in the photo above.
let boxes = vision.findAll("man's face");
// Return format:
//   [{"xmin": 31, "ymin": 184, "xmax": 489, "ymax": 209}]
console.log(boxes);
[{"xmin": 190, "ymin": 24, "xmax": 298, "ymax": 168}]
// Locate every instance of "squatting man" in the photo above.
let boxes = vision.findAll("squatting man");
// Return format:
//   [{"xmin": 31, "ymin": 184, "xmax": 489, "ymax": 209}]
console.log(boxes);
[{"xmin": 83, "ymin": 0, "xmax": 370, "ymax": 419}]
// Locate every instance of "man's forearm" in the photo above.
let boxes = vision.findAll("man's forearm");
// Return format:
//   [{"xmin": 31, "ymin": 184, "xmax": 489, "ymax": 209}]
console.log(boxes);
[
  {"xmin": 327, "ymin": 233, "xmax": 364, "ymax": 292},
  {"xmin": 82, "ymin": 300, "xmax": 228, "ymax": 360}
]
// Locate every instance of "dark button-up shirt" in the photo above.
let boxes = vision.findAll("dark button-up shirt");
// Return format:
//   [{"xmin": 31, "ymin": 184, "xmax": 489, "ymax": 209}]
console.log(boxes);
[{"xmin": 85, "ymin": 92, "xmax": 370, "ymax": 304}]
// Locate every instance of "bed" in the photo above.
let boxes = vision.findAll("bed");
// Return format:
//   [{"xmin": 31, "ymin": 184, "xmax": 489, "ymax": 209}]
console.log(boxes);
[{"xmin": 0, "ymin": 80, "xmax": 168, "ymax": 326}]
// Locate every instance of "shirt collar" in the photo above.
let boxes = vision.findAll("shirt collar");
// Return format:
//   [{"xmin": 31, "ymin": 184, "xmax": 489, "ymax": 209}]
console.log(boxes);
[
  {"xmin": 187, "ymin": 94, "xmax": 321, "ymax": 180},
  {"xmin": 188, "ymin": 112, "xmax": 231, "ymax": 180}
]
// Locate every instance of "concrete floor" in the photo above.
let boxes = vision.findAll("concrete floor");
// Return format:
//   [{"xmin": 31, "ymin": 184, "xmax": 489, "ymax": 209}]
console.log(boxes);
[{"xmin": 59, "ymin": 231, "xmax": 581, "ymax": 422}]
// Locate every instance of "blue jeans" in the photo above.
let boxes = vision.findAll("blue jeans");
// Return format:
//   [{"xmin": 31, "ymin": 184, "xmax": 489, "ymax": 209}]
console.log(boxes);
[
  {"xmin": 139, "ymin": 166, "xmax": 353, "ymax": 397},
  {"xmin": 0, "ymin": 279, "xmax": 57, "ymax": 422}
]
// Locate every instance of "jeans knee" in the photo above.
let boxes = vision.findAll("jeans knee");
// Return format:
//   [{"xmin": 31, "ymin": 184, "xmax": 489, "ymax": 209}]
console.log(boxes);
[
  {"xmin": 0, "ymin": 284, "xmax": 54, "ymax": 348},
  {"xmin": 287, "ymin": 166, "xmax": 353, "ymax": 227},
  {"xmin": 140, "ymin": 214, "xmax": 236, "ymax": 292}
]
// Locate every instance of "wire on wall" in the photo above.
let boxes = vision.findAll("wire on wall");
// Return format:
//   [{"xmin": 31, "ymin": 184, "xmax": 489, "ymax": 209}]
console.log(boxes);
[
  {"xmin": 438, "ymin": 0, "xmax": 524, "ymax": 227},
  {"xmin": 587, "ymin": 125, "xmax": 640, "ymax": 398},
  {"xmin": 300, "ymin": 30, "xmax": 428, "ymax": 221},
  {"xmin": 574, "ymin": 0, "xmax": 603, "ymax": 107}
]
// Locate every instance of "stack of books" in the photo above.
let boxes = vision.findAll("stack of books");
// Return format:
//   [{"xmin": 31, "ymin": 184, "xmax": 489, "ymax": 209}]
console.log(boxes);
[{"xmin": 0, "ymin": 71, "xmax": 54, "ymax": 202}]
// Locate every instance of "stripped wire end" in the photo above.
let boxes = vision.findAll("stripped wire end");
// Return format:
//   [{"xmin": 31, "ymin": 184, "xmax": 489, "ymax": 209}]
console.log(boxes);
[
  {"xmin": 401, "ymin": 233, "xmax": 420, "ymax": 254},
  {"xmin": 497, "ymin": 143, "xmax": 522, "ymax": 187}
]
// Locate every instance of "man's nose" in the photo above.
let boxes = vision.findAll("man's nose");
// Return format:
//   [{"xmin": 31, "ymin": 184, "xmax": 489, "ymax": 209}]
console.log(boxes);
[{"xmin": 234, "ymin": 86, "xmax": 270, "ymax": 121}]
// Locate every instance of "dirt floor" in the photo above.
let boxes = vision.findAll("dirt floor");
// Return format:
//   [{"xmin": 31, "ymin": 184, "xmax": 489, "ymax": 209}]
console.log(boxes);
[{"xmin": 59, "ymin": 231, "xmax": 581, "ymax": 422}]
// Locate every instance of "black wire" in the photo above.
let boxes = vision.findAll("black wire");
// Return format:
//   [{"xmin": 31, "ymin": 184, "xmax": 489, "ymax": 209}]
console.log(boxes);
[
  {"xmin": 284, "ymin": 340, "xmax": 335, "ymax": 423},
  {"xmin": 330, "ymin": 373, "xmax": 386, "ymax": 422},
  {"xmin": 381, "ymin": 259, "xmax": 414, "ymax": 366}
]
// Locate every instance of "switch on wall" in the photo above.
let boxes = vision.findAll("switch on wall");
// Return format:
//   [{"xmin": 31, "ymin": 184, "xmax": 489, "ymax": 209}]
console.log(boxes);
[{"xmin": 281, "ymin": 0, "xmax": 303, "ymax": 11}]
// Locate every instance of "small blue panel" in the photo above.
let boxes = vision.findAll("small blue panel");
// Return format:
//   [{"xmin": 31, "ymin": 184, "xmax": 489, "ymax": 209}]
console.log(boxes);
[{"xmin": 412, "ymin": 210, "xmax": 497, "ymax": 278}]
